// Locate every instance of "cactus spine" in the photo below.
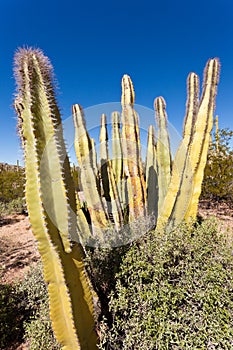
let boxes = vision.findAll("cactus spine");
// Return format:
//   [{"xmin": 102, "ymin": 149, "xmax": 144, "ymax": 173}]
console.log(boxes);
[{"xmin": 14, "ymin": 49, "xmax": 98, "ymax": 350}]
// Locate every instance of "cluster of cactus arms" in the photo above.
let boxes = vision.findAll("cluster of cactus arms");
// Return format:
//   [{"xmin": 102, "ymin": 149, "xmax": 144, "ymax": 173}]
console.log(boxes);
[{"xmin": 14, "ymin": 48, "xmax": 220, "ymax": 349}]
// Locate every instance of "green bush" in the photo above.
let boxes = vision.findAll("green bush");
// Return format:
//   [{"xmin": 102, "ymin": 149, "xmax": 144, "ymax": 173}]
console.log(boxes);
[
  {"xmin": 17, "ymin": 264, "xmax": 61, "ymax": 350},
  {"xmin": 0, "ymin": 197, "xmax": 26, "ymax": 216},
  {"xmin": 202, "ymin": 128, "xmax": 233, "ymax": 202},
  {"xmin": 0, "ymin": 283, "xmax": 28, "ymax": 349},
  {"xmin": 0, "ymin": 264, "xmax": 60, "ymax": 349},
  {"xmin": 99, "ymin": 219, "xmax": 233, "ymax": 349},
  {"xmin": 85, "ymin": 245, "xmax": 128, "ymax": 326},
  {"xmin": 0, "ymin": 169, "xmax": 25, "ymax": 203},
  {"xmin": 0, "ymin": 168, "xmax": 26, "ymax": 217}
]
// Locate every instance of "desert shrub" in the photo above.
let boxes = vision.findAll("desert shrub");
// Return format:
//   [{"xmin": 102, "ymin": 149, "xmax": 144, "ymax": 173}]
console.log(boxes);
[
  {"xmin": 16, "ymin": 264, "xmax": 61, "ymax": 350},
  {"xmin": 0, "ymin": 283, "xmax": 28, "ymax": 349},
  {"xmin": 85, "ymin": 245, "xmax": 128, "ymax": 326},
  {"xmin": 202, "ymin": 128, "xmax": 233, "ymax": 202},
  {"xmin": 0, "ymin": 168, "xmax": 26, "ymax": 217},
  {"xmin": 0, "ymin": 169, "xmax": 25, "ymax": 203},
  {"xmin": 0, "ymin": 197, "xmax": 26, "ymax": 216},
  {"xmin": 99, "ymin": 219, "xmax": 233, "ymax": 349}
]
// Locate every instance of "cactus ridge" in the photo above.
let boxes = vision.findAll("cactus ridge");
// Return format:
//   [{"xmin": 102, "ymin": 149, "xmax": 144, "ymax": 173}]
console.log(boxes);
[{"xmin": 154, "ymin": 96, "xmax": 172, "ymax": 214}]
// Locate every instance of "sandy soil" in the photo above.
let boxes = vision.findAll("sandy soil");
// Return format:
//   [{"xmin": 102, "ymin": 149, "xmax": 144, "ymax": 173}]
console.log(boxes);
[{"xmin": 0, "ymin": 214, "xmax": 40, "ymax": 284}]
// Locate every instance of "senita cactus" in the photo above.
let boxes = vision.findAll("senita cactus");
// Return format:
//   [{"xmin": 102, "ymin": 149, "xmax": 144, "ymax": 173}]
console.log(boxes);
[
  {"xmin": 121, "ymin": 74, "xmax": 147, "ymax": 221},
  {"xmin": 14, "ymin": 49, "xmax": 98, "ymax": 350},
  {"xmin": 145, "ymin": 125, "xmax": 158, "ymax": 217},
  {"xmin": 14, "ymin": 47, "xmax": 220, "ymax": 349},
  {"xmin": 154, "ymin": 97, "xmax": 172, "ymax": 214}
]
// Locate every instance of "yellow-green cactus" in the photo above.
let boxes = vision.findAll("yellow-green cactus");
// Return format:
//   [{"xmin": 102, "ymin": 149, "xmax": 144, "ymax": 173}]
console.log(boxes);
[
  {"xmin": 99, "ymin": 113, "xmax": 123, "ymax": 229},
  {"xmin": 73, "ymin": 104, "xmax": 109, "ymax": 235},
  {"xmin": 121, "ymin": 74, "xmax": 146, "ymax": 221},
  {"xmin": 145, "ymin": 125, "xmax": 158, "ymax": 217},
  {"xmin": 154, "ymin": 97, "xmax": 172, "ymax": 214},
  {"xmin": 14, "ymin": 48, "xmax": 98, "ymax": 350},
  {"xmin": 157, "ymin": 58, "xmax": 220, "ymax": 227},
  {"xmin": 111, "ymin": 111, "xmax": 124, "ymax": 204}
]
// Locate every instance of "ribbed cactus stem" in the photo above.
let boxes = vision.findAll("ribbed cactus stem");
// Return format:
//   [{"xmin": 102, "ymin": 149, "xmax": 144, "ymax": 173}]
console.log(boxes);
[
  {"xmin": 157, "ymin": 58, "xmax": 220, "ymax": 228},
  {"xmin": 99, "ymin": 113, "xmax": 112, "ymax": 219},
  {"xmin": 99, "ymin": 114, "xmax": 123, "ymax": 229},
  {"xmin": 156, "ymin": 73, "xmax": 200, "ymax": 227},
  {"xmin": 184, "ymin": 58, "xmax": 220, "ymax": 220},
  {"xmin": 182, "ymin": 72, "xmax": 200, "ymax": 142},
  {"xmin": 145, "ymin": 125, "xmax": 158, "ymax": 217},
  {"xmin": 215, "ymin": 115, "xmax": 219, "ymax": 153},
  {"xmin": 157, "ymin": 73, "xmax": 200, "ymax": 227},
  {"xmin": 111, "ymin": 111, "xmax": 124, "ymax": 202},
  {"xmin": 154, "ymin": 97, "xmax": 171, "ymax": 214},
  {"xmin": 121, "ymin": 75, "xmax": 146, "ymax": 221},
  {"xmin": 14, "ymin": 48, "xmax": 97, "ymax": 349},
  {"xmin": 73, "ymin": 104, "xmax": 108, "ymax": 234}
]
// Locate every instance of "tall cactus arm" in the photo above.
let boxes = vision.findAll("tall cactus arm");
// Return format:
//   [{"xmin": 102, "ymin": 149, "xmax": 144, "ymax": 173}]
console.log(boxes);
[
  {"xmin": 99, "ymin": 114, "xmax": 123, "ymax": 229},
  {"xmin": 99, "ymin": 114, "xmax": 110, "ymax": 204},
  {"xmin": 73, "ymin": 104, "xmax": 109, "ymax": 232},
  {"xmin": 111, "ymin": 111, "xmax": 123, "ymax": 202},
  {"xmin": 156, "ymin": 73, "xmax": 200, "ymax": 227},
  {"xmin": 182, "ymin": 72, "xmax": 200, "ymax": 142},
  {"xmin": 215, "ymin": 115, "xmax": 219, "ymax": 153},
  {"xmin": 154, "ymin": 97, "xmax": 172, "ymax": 213},
  {"xmin": 121, "ymin": 74, "xmax": 146, "ymax": 221},
  {"xmin": 157, "ymin": 58, "xmax": 220, "ymax": 228},
  {"xmin": 14, "ymin": 48, "xmax": 98, "ymax": 349},
  {"xmin": 145, "ymin": 125, "xmax": 158, "ymax": 218},
  {"xmin": 184, "ymin": 58, "xmax": 220, "ymax": 220}
]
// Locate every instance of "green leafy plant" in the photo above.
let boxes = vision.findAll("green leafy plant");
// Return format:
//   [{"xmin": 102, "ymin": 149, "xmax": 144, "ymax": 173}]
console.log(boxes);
[{"xmin": 99, "ymin": 219, "xmax": 233, "ymax": 349}]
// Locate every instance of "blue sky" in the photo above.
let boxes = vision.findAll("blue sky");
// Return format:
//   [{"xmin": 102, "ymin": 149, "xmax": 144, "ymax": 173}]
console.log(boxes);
[{"xmin": 0, "ymin": 0, "xmax": 233, "ymax": 165}]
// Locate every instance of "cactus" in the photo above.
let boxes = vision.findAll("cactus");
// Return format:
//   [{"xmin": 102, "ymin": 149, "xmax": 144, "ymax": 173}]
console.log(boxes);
[
  {"xmin": 121, "ymin": 75, "xmax": 147, "ymax": 221},
  {"xmin": 215, "ymin": 115, "xmax": 220, "ymax": 153},
  {"xmin": 154, "ymin": 97, "xmax": 172, "ymax": 214},
  {"xmin": 145, "ymin": 125, "xmax": 158, "ymax": 217},
  {"xmin": 14, "ymin": 47, "xmax": 220, "ymax": 348},
  {"xmin": 73, "ymin": 104, "xmax": 109, "ymax": 236},
  {"xmin": 14, "ymin": 48, "xmax": 98, "ymax": 350},
  {"xmin": 99, "ymin": 113, "xmax": 123, "ymax": 229},
  {"xmin": 111, "ymin": 111, "xmax": 124, "ymax": 203},
  {"xmin": 157, "ymin": 58, "xmax": 220, "ymax": 227}
]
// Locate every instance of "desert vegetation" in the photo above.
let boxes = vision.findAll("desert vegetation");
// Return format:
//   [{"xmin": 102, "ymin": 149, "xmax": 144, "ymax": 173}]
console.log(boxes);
[{"xmin": 0, "ymin": 48, "xmax": 233, "ymax": 349}]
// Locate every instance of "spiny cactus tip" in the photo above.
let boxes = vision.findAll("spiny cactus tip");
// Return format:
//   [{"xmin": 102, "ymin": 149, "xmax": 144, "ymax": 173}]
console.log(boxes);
[{"xmin": 121, "ymin": 74, "xmax": 135, "ymax": 106}]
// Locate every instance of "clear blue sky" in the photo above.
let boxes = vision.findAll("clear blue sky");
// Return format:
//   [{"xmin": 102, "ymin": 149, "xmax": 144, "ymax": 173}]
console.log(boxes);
[{"xmin": 0, "ymin": 0, "xmax": 233, "ymax": 165}]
